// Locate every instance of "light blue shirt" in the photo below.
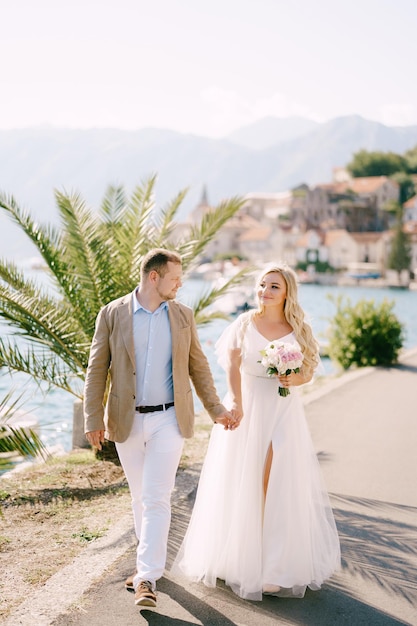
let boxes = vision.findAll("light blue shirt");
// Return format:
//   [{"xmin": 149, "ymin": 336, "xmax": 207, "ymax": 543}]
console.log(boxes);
[{"xmin": 132, "ymin": 290, "xmax": 173, "ymax": 406}]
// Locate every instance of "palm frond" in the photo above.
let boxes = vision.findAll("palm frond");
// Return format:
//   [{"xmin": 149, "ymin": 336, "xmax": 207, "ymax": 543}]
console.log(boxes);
[
  {"xmin": 0, "ymin": 193, "xmax": 95, "ymax": 329},
  {"xmin": 0, "ymin": 192, "xmax": 60, "ymax": 250},
  {"xmin": 100, "ymin": 185, "xmax": 128, "ymax": 222},
  {"xmin": 0, "ymin": 391, "xmax": 47, "ymax": 460},
  {"xmin": 94, "ymin": 185, "xmax": 133, "ymax": 299},
  {"xmin": 193, "ymin": 309, "xmax": 230, "ymax": 326},
  {"xmin": 0, "ymin": 388, "xmax": 27, "ymax": 417},
  {"xmin": 0, "ymin": 280, "xmax": 89, "ymax": 371},
  {"xmin": 152, "ymin": 187, "xmax": 189, "ymax": 246},
  {"xmin": 0, "ymin": 258, "xmax": 51, "ymax": 296},
  {"xmin": 0, "ymin": 338, "xmax": 84, "ymax": 396},
  {"xmin": 99, "ymin": 176, "xmax": 158, "ymax": 291},
  {"xmin": 0, "ymin": 192, "xmax": 67, "ymax": 282},
  {"xmin": 54, "ymin": 189, "xmax": 103, "ymax": 312},
  {"xmin": 191, "ymin": 266, "xmax": 256, "ymax": 324},
  {"xmin": 0, "ymin": 426, "xmax": 47, "ymax": 458},
  {"xmin": 177, "ymin": 196, "xmax": 245, "ymax": 270}
]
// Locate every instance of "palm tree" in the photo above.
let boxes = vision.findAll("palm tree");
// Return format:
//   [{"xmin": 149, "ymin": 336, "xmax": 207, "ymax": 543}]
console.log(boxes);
[
  {"xmin": 0, "ymin": 176, "xmax": 249, "ymax": 457},
  {"xmin": 0, "ymin": 390, "xmax": 47, "ymax": 472}
]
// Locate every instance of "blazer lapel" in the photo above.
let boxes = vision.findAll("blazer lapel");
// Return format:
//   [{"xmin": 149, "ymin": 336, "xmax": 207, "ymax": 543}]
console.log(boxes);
[
  {"xmin": 168, "ymin": 302, "xmax": 181, "ymax": 360},
  {"xmin": 118, "ymin": 295, "xmax": 135, "ymax": 366}
]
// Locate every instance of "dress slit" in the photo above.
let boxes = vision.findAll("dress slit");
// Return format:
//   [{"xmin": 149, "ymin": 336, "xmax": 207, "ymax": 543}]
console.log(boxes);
[{"xmin": 263, "ymin": 441, "xmax": 273, "ymax": 497}]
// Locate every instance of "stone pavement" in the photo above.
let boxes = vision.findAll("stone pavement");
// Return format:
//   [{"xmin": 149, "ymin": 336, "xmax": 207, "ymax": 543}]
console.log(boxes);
[{"xmin": 5, "ymin": 349, "xmax": 417, "ymax": 626}]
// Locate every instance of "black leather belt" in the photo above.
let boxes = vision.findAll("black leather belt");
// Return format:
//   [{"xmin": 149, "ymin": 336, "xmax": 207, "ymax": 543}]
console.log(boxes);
[{"xmin": 136, "ymin": 402, "xmax": 175, "ymax": 413}]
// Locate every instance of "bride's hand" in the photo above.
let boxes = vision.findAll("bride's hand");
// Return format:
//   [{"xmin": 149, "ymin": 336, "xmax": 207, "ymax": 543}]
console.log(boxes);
[
  {"xmin": 230, "ymin": 404, "xmax": 243, "ymax": 428},
  {"xmin": 278, "ymin": 371, "xmax": 309, "ymax": 388}
]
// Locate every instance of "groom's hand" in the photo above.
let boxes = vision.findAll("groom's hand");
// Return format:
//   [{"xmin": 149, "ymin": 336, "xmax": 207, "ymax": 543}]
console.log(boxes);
[
  {"xmin": 86, "ymin": 429, "xmax": 105, "ymax": 450},
  {"xmin": 215, "ymin": 410, "xmax": 239, "ymax": 431}
]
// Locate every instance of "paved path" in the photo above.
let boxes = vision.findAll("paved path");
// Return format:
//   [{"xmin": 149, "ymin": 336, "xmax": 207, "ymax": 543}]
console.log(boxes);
[{"xmin": 6, "ymin": 350, "xmax": 417, "ymax": 626}]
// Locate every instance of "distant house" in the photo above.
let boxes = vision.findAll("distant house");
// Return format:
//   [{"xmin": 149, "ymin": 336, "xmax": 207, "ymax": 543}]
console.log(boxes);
[
  {"xmin": 178, "ymin": 188, "xmax": 296, "ymax": 263},
  {"xmin": 403, "ymin": 195, "xmax": 417, "ymax": 222},
  {"xmin": 335, "ymin": 176, "xmax": 399, "ymax": 209},
  {"xmin": 295, "ymin": 228, "xmax": 389, "ymax": 271},
  {"xmin": 403, "ymin": 221, "xmax": 417, "ymax": 273},
  {"xmin": 210, "ymin": 213, "xmax": 261, "ymax": 259},
  {"xmin": 241, "ymin": 191, "xmax": 293, "ymax": 222},
  {"xmin": 324, "ymin": 230, "xmax": 358, "ymax": 269},
  {"xmin": 233, "ymin": 192, "xmax": 295, "ymax": 263},
  {"xmin": 295, "ymin": 229, "xmax": 356, "ymax": 269},
  {"xmin": 292, "ymin": 175, "xmax": 398, "ymax": 233},
  {"xmin": 238, "ymin": 224, "xmax": 290, "ymax": 264},
  {"xmin": 177, "ymin": 177, "xmax": 400, "ymax": 270},
  {"xmin": 238, "ymin": 225, "xmax": 272, "ymax": 260},
  {"xmin": 295, "ymin": 230, "xmax": 325, "ymax": 266},
  {"xmin": 190, "ymin": 212, "xmax": 268, "ymax": 261},
  {"xmin": 332, "ymin": 176, "xmax": 398, "ymax": 232},
  {"xmin": 350, "ymin": 231, "xmax": 389, "ymax": 268}
]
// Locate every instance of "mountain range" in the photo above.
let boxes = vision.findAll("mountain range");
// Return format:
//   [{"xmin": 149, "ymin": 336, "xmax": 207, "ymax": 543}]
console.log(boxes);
[{"xmin": 1, "ymin": 114, "xmax": 417, "ymax": 259}]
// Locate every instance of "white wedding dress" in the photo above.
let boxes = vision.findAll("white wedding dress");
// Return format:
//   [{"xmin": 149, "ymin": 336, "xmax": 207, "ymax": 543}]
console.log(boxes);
[{"xmin": 172, "ymin": 315, "xmax": 340, "ymax": 601}]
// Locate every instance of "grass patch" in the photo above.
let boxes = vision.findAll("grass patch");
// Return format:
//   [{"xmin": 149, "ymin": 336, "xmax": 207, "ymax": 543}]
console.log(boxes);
[
  {"xmin": 0, "ymin": 452, "xmax": 131, "ymax": 621},
  {"xmin": 0, "ymin": 535, "xmax": 11, "ymax": 550},
  {"xmin": 25, "ymin": 567, "xmax": 55, "ymax": 585},
  {"xmin": 71, "ymin": 525, "xmax": 108, "ymax": 542}
]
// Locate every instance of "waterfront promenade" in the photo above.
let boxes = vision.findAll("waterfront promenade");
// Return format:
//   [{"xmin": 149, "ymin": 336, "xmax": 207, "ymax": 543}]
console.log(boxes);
[{"xmin": 5, "ymin": 349, "xmax": 417, "ymax": 625}]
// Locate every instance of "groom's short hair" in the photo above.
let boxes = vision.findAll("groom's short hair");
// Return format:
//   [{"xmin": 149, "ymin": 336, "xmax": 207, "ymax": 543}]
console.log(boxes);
[{"xmin": 140, "ymin": 248, "xmax": 182, "ymax": 280}]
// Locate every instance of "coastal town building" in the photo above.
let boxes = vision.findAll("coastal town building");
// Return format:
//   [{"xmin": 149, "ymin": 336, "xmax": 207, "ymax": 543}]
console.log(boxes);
[
  {"xmin": 403, "ymin": 221, "xmax": 417, "ymax": 275},
  {"xmin": 293, "ymin": 229, "xmax": 388, "ymax": 271},
  {"xmin": 240, "ymin": 191, "xmax": 293, "ymax": 222},
  {"xmin": 290, "ymin": 174, "xmax": 398, "ymax": 233},
  {"xmin": 177, "ymin": 172, "xmax": 411, "ymax": 278},
  {"xmin": 403, "ymin": 195, "xmax": 417, "ymax": 222}
]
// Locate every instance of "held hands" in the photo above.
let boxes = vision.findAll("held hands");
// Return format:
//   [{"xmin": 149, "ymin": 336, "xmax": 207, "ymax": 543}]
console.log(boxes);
[
  {"xmin": 85, "ymin": 430, "xmax": 105, "ymax": 450},
  {"xmin": 215, "ymin": 404, "xmax": 243, "ymax": 431},
  {"xmin": 215, "ymin": 411, "xmax": 235, "ymax": 430},
  {"xmin": 230, "ymin": 403, "xmax": 243, "ymax": 427}
]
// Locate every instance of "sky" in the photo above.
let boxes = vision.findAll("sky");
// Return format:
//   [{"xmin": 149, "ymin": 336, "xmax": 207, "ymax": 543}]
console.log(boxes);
[{"xmin": 1, "ymin": 0, "xmax": 417, "ymax": 138}]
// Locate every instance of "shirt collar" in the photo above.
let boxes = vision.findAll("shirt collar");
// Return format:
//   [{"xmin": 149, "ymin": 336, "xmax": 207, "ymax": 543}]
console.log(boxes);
[{"xmin": 132, "ymin": 289, "xmax": 169, "ymax": 314}]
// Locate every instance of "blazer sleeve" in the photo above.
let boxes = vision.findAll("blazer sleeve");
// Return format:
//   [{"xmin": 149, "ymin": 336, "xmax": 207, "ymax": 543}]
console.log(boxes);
[
  {"xmin": 83, "ymin": 306, "xmax": 111, "ymax": 433},
  {"xmin": 186, "ymin": 309, "xmax": 226, "ymax": 421}
]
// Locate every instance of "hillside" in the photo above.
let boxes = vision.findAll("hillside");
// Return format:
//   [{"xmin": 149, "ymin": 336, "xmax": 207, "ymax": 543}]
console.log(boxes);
[{"xmin": 1, "ymin": 115, "xmax": 417, "ymax": 260}]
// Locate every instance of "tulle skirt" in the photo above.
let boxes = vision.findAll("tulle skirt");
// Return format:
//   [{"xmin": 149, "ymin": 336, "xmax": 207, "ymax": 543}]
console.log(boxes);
[{"xmin": 172, "ymin": 370, "xmax": 340, "ymax": 601}]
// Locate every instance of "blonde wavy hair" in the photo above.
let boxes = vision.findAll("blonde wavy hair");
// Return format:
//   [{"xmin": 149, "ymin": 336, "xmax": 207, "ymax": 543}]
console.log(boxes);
[{"xmin": 253, "ymin": 263, "xmax": 319, "ymax": 376}]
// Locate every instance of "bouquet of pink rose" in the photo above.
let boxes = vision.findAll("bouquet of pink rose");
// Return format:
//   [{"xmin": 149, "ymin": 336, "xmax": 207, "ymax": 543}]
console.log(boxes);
[{"xmin": 259, "ymin": 341, "xmax": 304, "ymax": 397}]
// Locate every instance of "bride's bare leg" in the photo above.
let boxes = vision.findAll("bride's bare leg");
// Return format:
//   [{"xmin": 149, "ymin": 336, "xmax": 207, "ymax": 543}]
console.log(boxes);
[
  {"xmin": 263, "ymin": 442, "xmax": 273, "ymax": 498},
  {"xmin": 262, "ymin": 442, "xmax": 281, "ymax": 594}
]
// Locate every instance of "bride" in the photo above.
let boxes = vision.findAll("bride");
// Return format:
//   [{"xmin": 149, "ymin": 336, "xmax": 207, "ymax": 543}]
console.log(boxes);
[{"xmin": 172, "ymin": 263, "xmax": 340, "ymax": 600}]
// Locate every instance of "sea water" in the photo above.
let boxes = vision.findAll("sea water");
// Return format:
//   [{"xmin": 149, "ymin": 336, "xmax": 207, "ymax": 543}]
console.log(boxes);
[{"xmin": 0, "ymin": 278, "xmax": 415, "ymax": 453}]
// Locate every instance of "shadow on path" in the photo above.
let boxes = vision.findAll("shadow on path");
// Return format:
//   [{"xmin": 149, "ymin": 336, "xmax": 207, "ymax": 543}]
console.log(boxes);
[
  {"xmin": 332, "ymin": 494, "xmax": 417, "ymax": 606},
  {"xmin": 51, "ymin": 469, "xmax": 417, "ymax": 626},
  {"xmin": 164, "ymin": 481, "xmax": 417, "ymax": 625}
]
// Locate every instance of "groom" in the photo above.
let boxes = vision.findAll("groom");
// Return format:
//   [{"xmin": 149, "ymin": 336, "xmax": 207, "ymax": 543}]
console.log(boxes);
[{"xmin": 84, "ymin": 248, "xmax": 233, "ymax": 608}]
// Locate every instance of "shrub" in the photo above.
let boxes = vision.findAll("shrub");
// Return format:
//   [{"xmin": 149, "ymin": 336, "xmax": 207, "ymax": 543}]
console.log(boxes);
[
  {"xmin": 296, "ymin": 260, "xmax": 335, "ymax": 274},
  {"xmin": 327, "ymin": 297, "xmax": 404, "ymax": 369}
]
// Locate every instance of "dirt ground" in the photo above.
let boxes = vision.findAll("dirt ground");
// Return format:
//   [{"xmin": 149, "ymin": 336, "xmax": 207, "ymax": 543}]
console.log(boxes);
[{"xmin": 0, "ymin": 412, "xmax": 211, "ymax": 620}]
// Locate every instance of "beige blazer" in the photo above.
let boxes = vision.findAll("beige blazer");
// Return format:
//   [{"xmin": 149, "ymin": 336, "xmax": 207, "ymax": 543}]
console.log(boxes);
[{"xmin": 83, "ymin": 293, "xmax": 226, "ymax": 441}]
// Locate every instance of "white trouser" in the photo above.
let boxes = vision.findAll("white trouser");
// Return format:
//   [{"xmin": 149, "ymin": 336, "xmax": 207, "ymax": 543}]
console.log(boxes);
[{"xmin": 115, "ymin": 406, "xmax": 184, "ymax": 588}]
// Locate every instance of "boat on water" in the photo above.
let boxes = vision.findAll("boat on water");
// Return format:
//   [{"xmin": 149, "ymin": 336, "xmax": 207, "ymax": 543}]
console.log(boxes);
[{"xmin": 346, "ymin": 272, "xmax": 381, "ymax": 280}]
